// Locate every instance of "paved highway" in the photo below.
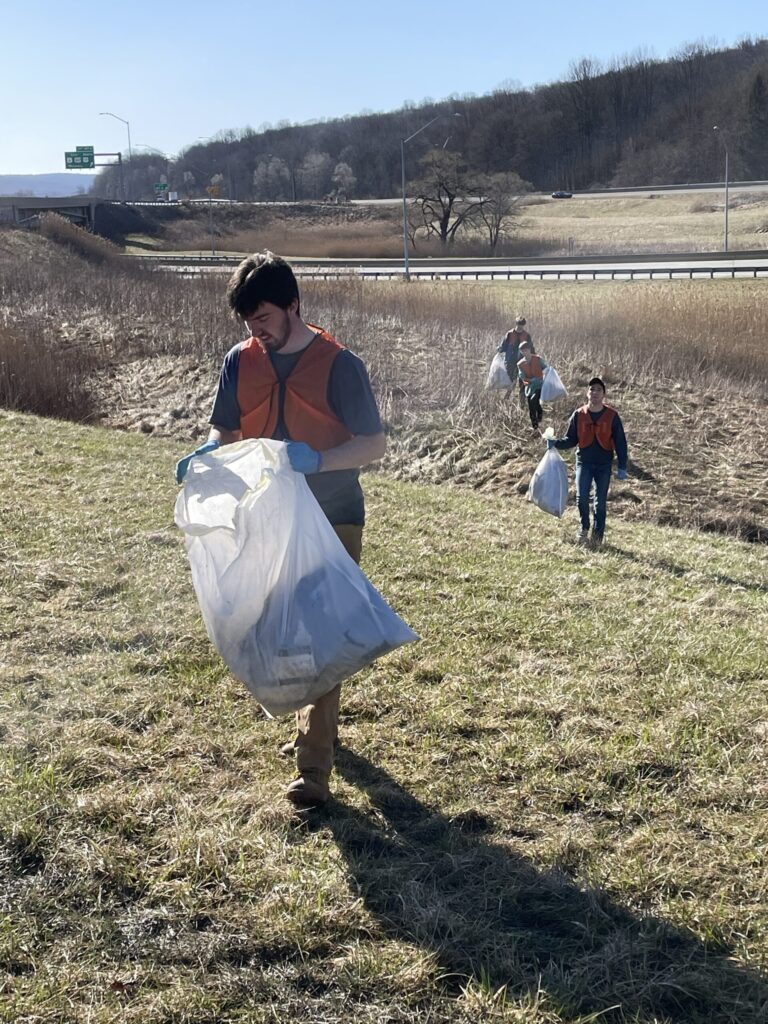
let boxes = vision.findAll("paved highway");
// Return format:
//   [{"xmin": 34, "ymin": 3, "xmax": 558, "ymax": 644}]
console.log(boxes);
[
  {"xmin": 113, "ymin": 179, "xmax": 768, "ymax": 210},
  {"xmin": 348, "ymin": 180, "xmax": 768, "ymax": 206},
  {"xmin": 564, "ymin": 181, "xmax": 768, "ymax": 200},
  {"xmin": 139, "ymin": 251, "xmax": 768, "ymax": 282}
]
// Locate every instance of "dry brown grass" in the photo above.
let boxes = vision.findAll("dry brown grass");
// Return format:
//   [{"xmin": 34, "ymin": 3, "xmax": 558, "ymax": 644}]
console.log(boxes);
[
  {"xmin": 0, "ymin": 322, "xmax": 98, "ymax": 420},
  {"xmin": 1, "ymin": 225, "xmax": 767, "ymax": 543},
  {"xmin": 516, "ymin": 191, "xmax": 768, "ymax": 254},
  {"xmin": 221, "ymin": 221, "xmax": 403, "ymax": 259},
  {"xmin": 136, "ymin": 190, "xmax": 768, "ymax": 259},
  {"xmin": 38, "ymin": 212, "xmax": 122, "ymax": 263}
]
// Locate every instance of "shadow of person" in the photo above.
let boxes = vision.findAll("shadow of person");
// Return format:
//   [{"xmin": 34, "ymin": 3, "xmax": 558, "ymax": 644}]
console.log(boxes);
[
  {"xmin": 625, "ymin": 459, "xmax": 656, "ymax": 483},
  {"xmin": 608, "ymin": 545, "xmax": 768, "ymax": 596},
  {"xmin": 312, "ymin": 747, "xmax": 768, "ymax": 1022}
]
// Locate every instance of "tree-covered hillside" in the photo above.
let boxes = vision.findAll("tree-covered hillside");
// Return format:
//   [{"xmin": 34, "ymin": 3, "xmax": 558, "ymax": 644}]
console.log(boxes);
[{"xmin": 93, "ymin": 38, "xmax": 768, "ymax": 203}]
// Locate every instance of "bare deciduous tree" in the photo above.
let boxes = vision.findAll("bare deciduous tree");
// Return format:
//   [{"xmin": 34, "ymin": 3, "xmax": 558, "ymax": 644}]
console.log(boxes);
[
  {"xmin": 411, "ymin": 151, "xmax": 486, "ymax": 248},
  {"xmin": 471, "ymin": 172, "xmax": 531, "ymax": 253}
]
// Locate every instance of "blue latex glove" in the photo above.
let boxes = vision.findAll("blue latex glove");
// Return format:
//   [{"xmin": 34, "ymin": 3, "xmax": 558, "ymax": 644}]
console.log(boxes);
[
  {"xmin": 286, "ymin": 441, "xmax": 322, "ymax": 474},
  {"xmin": 546, "ymin": 439, "xmax": 556, "ymax": 450},
  {"xmin": 617, "ymin": 468, "xmax": 628, "ymax": 480},
  {"xmin": 175, "ymin": 439, "xmax": 220, "ymax": 484}
]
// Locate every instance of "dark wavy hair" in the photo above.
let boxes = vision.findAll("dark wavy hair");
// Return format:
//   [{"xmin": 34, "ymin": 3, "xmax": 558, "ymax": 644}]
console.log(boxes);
[{"xmin": 226, "ymin": 251, "xmax": 300, "ymax": 317}]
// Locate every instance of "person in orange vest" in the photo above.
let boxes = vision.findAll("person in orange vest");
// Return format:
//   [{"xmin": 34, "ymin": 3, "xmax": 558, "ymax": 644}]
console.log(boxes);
[
  {"xmin": 497, "ymin": 315, "xmax": 533, "ymax": 406},
  {"xmin": 175, "ymin": 252, "xmax": 386, "ymax": 808},
  {"xmin": 546, "ymin": 377, "xmax": 628, "ymax": 548},
  {"xmin": 516, "ymin": 340, "xmax": 548, "ymax": 429}
]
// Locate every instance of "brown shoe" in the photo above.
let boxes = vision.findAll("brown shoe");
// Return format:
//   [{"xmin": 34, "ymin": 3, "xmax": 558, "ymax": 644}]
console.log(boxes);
[{"xmin": 285, "ymin": 770, "xmax": 330, "ymax": 808}]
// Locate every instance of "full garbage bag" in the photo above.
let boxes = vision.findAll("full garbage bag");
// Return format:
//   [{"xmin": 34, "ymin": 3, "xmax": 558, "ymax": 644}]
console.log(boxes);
[
  {"xmin": 486, "ymin": 352, "xmax": 513, "ymax": 389},
  {"xmin": 174, "ymin": 438, "xmax": 418, "ymax": 717},
  {"xmin": 527, "ymin": 448, "xmax": 569, "ymax": 518},
  {"xmin": 540, "ymin": 365, "xmax": 568, "ymax": 402}
]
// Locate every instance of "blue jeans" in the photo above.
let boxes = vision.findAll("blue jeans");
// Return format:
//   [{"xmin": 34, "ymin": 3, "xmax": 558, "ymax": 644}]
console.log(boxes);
[{"xmin": 575, "ymin": 462, "xmax": 612, "ymax": 536}]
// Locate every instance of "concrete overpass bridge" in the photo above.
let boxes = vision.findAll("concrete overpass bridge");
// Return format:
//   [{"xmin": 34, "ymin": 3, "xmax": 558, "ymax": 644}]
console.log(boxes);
[{"xmin": 0, "ymin": 195, "xmax": 98, "ymax": 229}]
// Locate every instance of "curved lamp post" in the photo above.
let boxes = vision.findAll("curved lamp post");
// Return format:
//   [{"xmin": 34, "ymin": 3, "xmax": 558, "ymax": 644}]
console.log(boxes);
[
  {"xmin": 100, "ymin": 112, "xmax": 132, "ymax": 201},
  {"xmin": 400, "ymin": 113, "xmax": 461, "ymax": 281},
  {"xmin": 99, "ymin": 111, "xmax": 132, "ymax": 162},
  {"xmin": 712, "ymin": 125, "xmax": 729, "ymax": 253}
]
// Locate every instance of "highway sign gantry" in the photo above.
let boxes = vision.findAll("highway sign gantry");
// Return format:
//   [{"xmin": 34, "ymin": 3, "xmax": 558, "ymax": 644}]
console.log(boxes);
[{"xmin": 65, "ymin": 150, "xmax": 95, "ymax": 169}]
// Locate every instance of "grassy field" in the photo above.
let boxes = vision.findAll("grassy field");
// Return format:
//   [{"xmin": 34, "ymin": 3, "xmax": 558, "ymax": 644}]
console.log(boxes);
[
  {"xmin": 1, "ymin": 410, "xmax": 767, "ymax": 1023},
  {"xmin": 516, "ymin": 192, "xmax": 768, "ymax": 255},
  {"xmin": 121, "ymin": 190, "xmax": 768, "ymax": 259}
]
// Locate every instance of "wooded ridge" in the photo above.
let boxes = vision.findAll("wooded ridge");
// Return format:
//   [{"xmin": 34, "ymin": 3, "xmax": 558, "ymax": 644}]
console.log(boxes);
[{"xmin": 93, "ymin": 38, "xmax": 768, "ymax": 204}]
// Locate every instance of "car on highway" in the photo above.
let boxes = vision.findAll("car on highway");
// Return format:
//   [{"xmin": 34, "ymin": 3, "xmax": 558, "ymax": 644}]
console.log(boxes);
[{"xmin": 551, "ymin": 190, "xmax": 573, "ymax": 199}]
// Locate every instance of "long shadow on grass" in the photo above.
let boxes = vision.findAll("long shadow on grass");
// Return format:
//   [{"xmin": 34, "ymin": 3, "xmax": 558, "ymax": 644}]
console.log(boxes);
[
  {"xmin": 320, "ymin": 747, "xmax": 768, "ymax": 1023},
  {"xmin": 610, "ymin": 546, "xmax": 768, "ymax": 595}
]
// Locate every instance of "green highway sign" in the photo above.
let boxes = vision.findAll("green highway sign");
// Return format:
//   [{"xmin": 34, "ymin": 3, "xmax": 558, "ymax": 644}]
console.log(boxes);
[
  {"xmin": 65, "ymin": 151, "xmax": 95, "ymax": 169},
  {"xmin": 76, "ymin": 145, "xmax": 94, "ymax": 153},
  {"xmin": 153, "ymin": 183, "xmax": 169, "ymax": 191}
]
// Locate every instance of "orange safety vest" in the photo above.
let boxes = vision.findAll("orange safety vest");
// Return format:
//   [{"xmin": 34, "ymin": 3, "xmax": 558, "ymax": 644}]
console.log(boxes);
[
  {"xmin": 236, "ymin": 324, "xmax": 353, "ymax": 448},
  {"xmin": 517, "ymin": 354, "xmax": 545, "ymax": 384},
  {"xmin": 577, "ymin": 404, "xmax": 616, "ymax": 451}
]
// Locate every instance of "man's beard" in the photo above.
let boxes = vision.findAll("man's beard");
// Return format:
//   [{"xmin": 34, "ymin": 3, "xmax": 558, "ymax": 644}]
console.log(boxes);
[{"xmin": 260, "ymin": 310, "xmax": 292, "ymax": 351}]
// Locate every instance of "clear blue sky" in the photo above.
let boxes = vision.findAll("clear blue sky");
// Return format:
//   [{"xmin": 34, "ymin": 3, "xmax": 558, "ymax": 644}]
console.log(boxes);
[{"xmin": 3, "ymin": 0, "xmax": 767, "ymax": 176}]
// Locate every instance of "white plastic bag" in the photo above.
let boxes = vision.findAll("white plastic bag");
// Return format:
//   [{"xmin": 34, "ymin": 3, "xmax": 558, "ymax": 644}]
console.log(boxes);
[
  {"xmin": 540, "ymin": 365, "xmax": 568, "ymax": 402},
  {"xmin": 527, "ymin": 448, "xmax": 569, "ymax": 518},
  {"xmin": 174, "ymin": 438, "xmax": 418, "ymax": 716},
  {"xmin": 486, "ymin": 352, "xmax": 513, "ymax": 390}
]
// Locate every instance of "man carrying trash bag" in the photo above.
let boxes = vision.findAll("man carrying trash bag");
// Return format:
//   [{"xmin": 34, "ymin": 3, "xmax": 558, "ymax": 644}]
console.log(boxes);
[
  {"xmin": 545, "ymin": 377, "xmax": 628, "ymax": 549},
  {"xmin": 176, "ymin": 252, "xmax": 386, "ymax": 808}
]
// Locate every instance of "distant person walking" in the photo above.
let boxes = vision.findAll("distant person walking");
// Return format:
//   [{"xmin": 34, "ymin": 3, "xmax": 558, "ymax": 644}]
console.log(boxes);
[
  {"xmin": 546, "ymin": 377, "xmax": 628, "ymax": 548},
  {"xmin": 498, "ymin": 315, "xmax": 533, "ymax": 405},
  {"xmin": 517, "ymin": 340, "xmax": 547, "ymax": 429}
]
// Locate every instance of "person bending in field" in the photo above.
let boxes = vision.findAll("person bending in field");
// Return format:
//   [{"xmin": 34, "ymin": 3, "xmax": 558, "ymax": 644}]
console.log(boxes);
[
  {"xmin": 517, "ymin": 340, "xmax": 547, "ymax": 430},
  {"xmin": 175, "ymin": 252, "xmax": 386, "ymax": 809},
  {"xmin": 546, "ymin": 376, "xmax": 628, "ymax": 549},
  {"xmin": 498, "ymin": 315, "xmax": 533, "ymax": 406}
]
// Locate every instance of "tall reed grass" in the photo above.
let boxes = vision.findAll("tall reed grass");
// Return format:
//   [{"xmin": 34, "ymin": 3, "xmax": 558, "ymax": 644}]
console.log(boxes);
[
  {"xmin": 38, "ymin": 212, "xmax": 121, "ymax": 264},
  {"xmin": 2, "ymin": 226, "xmax": 767, "ymax": 541},
  {"xmin": 1, "ymin": 225, "xmax": 766, "ymax": 434}
]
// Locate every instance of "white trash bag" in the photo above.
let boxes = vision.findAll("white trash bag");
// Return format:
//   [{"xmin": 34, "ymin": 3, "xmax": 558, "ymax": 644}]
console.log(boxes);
[
  {"xmin": 174, "ymin": 438, "xmax": 418, "ymax": 717},
  {"xmin": 540, "ymin": 365, "xmax": 568, "ymax": 402},
  {"xmin": 486, "ymin": 352, "xmax": 513, "ymax": 390},
  {"xmin": 527, "ymin": 448, "xmax": 569, "ymax": 518}
]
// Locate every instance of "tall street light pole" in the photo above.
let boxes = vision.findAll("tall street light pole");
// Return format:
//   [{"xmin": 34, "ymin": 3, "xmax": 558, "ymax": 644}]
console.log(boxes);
[
  {"xmin": 400, "ymin": 113, "xmax": 459, "ymax": 281},
  {"xmin": 713, "ymin": 125, "xmax": 729, "ymax": 253},
  {"xmin": 100, "ymin": 111, "xmax": 132, "ymax": 201},
  {"xmin": 100, "ymin": 111, "xmax": 132, "ymax": 162},
  {"xmin": 184, "ymin": 159, "xmax": 217, "ymax": 256}
]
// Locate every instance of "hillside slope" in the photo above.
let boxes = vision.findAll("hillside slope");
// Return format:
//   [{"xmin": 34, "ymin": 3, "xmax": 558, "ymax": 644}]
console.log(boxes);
[
  {"xmin": 1, "ymin": 409, "xmax": 767, "ymax": 1022},
  {"xmin": 1, "ymin": 223, "xmax": 767, "ymax": 544}
]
